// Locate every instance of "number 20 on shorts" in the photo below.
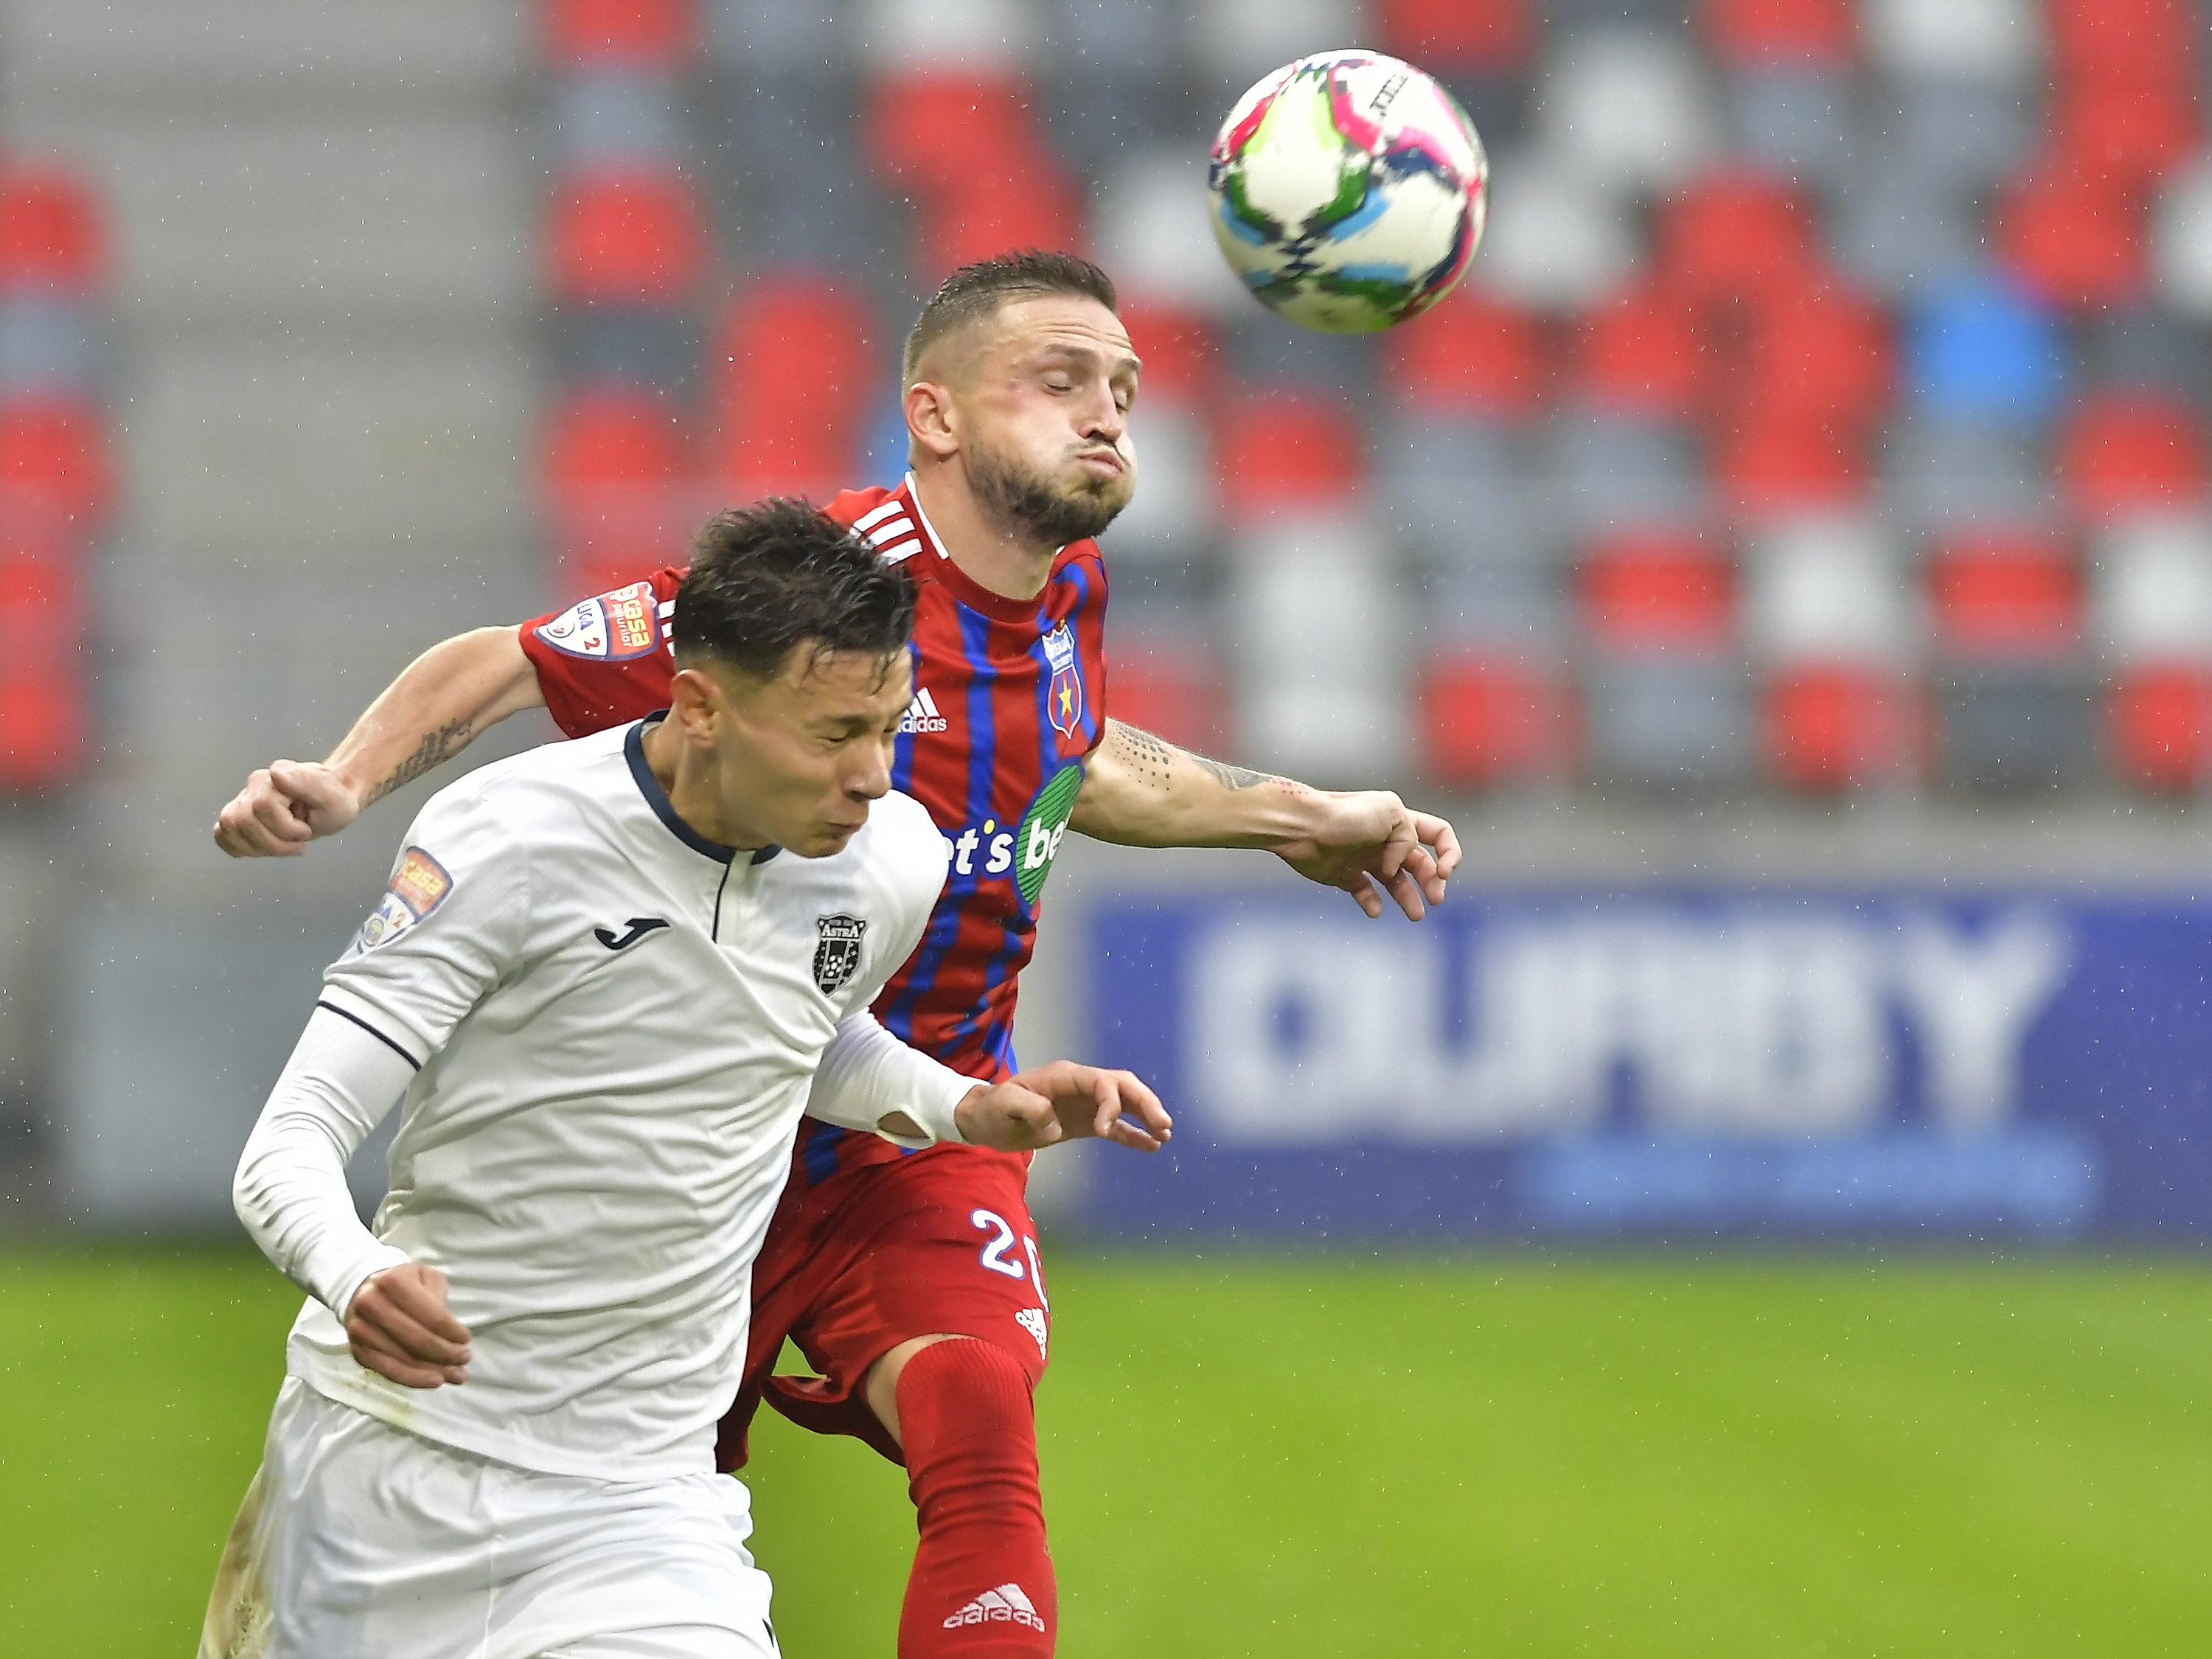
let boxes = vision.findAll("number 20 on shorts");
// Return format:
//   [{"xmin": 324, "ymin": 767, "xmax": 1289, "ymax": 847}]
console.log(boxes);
[{"xmin": 971, "ymin": 1207, "xmax": 1048, "ymax": 1312}]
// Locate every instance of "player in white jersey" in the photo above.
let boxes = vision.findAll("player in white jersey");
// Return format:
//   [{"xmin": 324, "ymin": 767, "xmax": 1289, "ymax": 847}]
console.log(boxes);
[{"xmin": 203, "ymin": 501, "xmax": 1169, "ymax": 1659}]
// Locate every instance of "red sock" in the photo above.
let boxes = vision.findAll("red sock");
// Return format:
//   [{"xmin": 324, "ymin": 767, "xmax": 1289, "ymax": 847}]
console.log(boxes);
[{"xmin": 895, "ymin": 1339, "xmax": 1057, "ymax": 1658}]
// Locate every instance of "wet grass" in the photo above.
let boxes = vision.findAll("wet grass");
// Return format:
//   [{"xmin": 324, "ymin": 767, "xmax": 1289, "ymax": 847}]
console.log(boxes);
[{"xmin": 4, "ymin": 1247, "xmax": 2208, "ymax": 1655}]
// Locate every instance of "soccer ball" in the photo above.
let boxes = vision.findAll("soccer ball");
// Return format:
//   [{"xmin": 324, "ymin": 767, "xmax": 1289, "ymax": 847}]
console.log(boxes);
[{"xmin": 1207, "ymin": 50, "xmax": 1489, "ymax": 333}]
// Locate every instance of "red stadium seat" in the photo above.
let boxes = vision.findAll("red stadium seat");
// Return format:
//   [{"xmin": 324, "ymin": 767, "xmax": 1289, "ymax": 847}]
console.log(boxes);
[
  {"xmin": 1764, "ymin": 664, "xmax": 1916, "ymax": 790},
  {"xmin": 866, "ymin": 72, "xmax": 1037, "ymax": 195},
  {"xmin": 557, "ymin": 529, "xmax": 680, "ymax": 606},
  {"xmin": 914, "ymin": 167, "xmax": 1084, "ymax": 285},
  {"xmin": 1214, "ymin": 394, "xmax": 1365, "ymax": 520},
  {"xmin": 543, "ymin": 389, "xmax": 688, "ymax": 598},
  {"xmin": 544, "ymin": 387, "xmax": 681, "ymax": 495},
  {"xmin": 2108, "ymin": 663, "xmax": 2212, "ymax": 789},
  {"xmin": 2059, "ymin": 395, "xmax": 2209, "ymax": 517},
  {"xmin": 546, "ymin": 168, "xmax": 704, "ymax": 305},
  {"xmin": 1388, "ymin": 289, "xmax": 1545, "ymax": 418},
  {"xmin": 1656, "ymin": 170, "xmax": 1821, "ymax": 307},
  {"xmin": 1994, "ymin": 165, "xmax": 2146, "ymax": 310},
  {"xmin": 1104, "ymin": 638, "xmax": 1231, "ymax": 757},
  {"xmin": 0, "ymin": 394, "xmax": 110, "ymax": 532},
  {"xmin": 1418, "ymin": 648, "xmax": 1571, "ymax": 785},
  {"xmin": 541, "ymin": 0, "xmax": 694, "ymax": 69},
  {"xmin": 0, "ymin": 164, "xmax": 104, "ymax": 295},
  {"xmin": 1727, "ymin": 282, "xmax": 1892, "ymax": 435},
  {"xmin": 1579, "ymin": 531, "xmax": 1736, "ymax": 654},
  {"xmin": 1702, "ymin": 0, "xmax": 1857, "ymax": 68},
  {"xmin": 1118, "ymin": 302, "xmax": 1217, "ymax": 411},
  {"xmin": 0, "ymin": 552, "xmax": 84, "ymax": 790},
  {"xmin": 1928, "ymin": 532, "xmax": 2081, "ymax": 659},
  {"xmin": 1377, "ymin": 0, "xmax": 1537, "ymax": 72},
  {"xmin": 1713, "ymin": 414, "xmax": 1866, "ymax": 516},
  {"xmin": 2047, "ymin": 0, "xmax": 2194, "ymax": 92},
  {"xmin": 709, "ymin": 276, "xmax": 875, "ymax": 495},
  {"xmin": 2055, "ymin": 80, "xmax": 2198, "ymax": 189},
  {"xmin": 1574, "ymin": 284, "xmax": 1708, "ymax": 418}
]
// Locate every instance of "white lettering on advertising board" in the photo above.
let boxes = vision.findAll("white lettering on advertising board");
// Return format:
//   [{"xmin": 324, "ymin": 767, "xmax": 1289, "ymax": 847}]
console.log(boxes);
[{"xmin": 1186, "ymin": 908, "xmax": 2071, "ymax": 1144}]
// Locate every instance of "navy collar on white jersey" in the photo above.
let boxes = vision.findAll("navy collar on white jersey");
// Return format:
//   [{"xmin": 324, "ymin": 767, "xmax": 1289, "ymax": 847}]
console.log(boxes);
[{"xmin": 627, "ymin": 714, "xmax": 780, "ymax": 866}]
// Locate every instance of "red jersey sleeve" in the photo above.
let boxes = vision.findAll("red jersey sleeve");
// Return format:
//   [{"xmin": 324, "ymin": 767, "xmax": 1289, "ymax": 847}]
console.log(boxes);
[{"xmin": 518, "ymin": 568, "xmax": 686, "ymax": 739}]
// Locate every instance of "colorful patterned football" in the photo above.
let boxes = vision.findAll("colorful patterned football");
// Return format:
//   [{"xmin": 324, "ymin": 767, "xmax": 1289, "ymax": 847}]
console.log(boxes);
[{"xmin": 1208, "ymin": 51, "xmax": 1489, "ymax": 333}]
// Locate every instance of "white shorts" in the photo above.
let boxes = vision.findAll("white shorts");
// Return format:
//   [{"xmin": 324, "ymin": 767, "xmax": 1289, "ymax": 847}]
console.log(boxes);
[{"xmin": 201, "ymin": 1377, "xmax": 779, "ymax": 1659}]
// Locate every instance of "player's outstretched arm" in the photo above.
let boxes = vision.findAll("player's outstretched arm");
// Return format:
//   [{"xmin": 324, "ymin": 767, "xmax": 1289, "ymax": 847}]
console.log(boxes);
[
  {"xmin": 948, "ymin": 1061, "xmax": 1172, "ymax": 1154},
  {"xmin": 1068, "ymin": 717, "xmax": 1462, "ymax": 921},
  {"xmin": 212, "ymin": 625, "xmax": 544, "ymax": 858}
]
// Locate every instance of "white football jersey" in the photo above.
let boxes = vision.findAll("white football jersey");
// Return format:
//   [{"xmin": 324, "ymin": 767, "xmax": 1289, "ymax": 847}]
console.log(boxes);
[{"xmin": 285, "ymin": 715, "xmax": 947, "ymax": 1481}]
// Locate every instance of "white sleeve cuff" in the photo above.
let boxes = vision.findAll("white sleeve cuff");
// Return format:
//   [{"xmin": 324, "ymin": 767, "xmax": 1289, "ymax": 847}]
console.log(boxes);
[
  {"xmin": 233, "ymin": 1005, "xmax": 417, "ymax": 1316},
  {"xmin": 806, "ymin": 1012, "xmax": 977, "ymax": 1147}
]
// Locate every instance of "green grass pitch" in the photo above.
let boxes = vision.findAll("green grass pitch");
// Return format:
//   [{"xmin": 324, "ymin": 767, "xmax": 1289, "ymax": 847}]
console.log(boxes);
[{"xmin": 3, "ymin": 1245, "xmax": 2208, "ymax": 1654}]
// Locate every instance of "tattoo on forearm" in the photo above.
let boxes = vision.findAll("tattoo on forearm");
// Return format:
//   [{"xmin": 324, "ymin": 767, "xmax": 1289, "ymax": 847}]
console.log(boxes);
[
  {"xmin": 1112, "ymin": 721, "xmax": 1277, "ymax": 794},
  {"xmin": 1192, "ymin": 753, "xmax": 1273, "ymax": 791},
  {"xmin": 363, "ymin": 717, "xmax": 473, "ymax": 807},
  {"xmin": 1112, "ymin": 723, "xmax": 1176, "ymax": 792}
]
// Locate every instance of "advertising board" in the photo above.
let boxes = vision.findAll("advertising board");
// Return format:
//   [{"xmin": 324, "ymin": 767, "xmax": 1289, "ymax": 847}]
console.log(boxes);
[{"xmin": 1085, "ymin": 892, "xmax": 2212, "ymax": 1239}]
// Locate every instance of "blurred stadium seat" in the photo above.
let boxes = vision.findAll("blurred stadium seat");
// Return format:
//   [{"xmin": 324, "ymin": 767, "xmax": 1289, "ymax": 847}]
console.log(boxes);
[
  {"xmin": 701, "ymin": 0, "xmax": 839, "ymax": 75},
  {"xmin": 1472, "ymin": 148, "xmax": 1644, "ymax": 306},
  {"xmin": 1996, "ymin": 165, "xmax": 2148, "ymax": 310},
  {"xmin": 0, "ymin": 166, "xmax": 105, "ymax": 296},
  {"xmin": 1228, "ymin": 515, "xmax": 1410, "ymax": 779},
  {"xmin": 1189, "ymin": 0, "xmax": 1366, "ymax": 103},
  {"xmin": 709, "ymin": 278, "xmax": 874, "ymax": 496},
  {"xmin": 1540, "ymin": 27, "xmax": 1722, "ymax": 194},
  {"xmin": 1390, "ymin": 290, "xmax": 1547, "ymax": 419},
  {"xmin": 1715, "ymin": 411, "xmax": 1868, "ymax": 518},
  {"xmin": 1575, "ymin": 283, "xmax": 1707, "ymax": 418},
  {"xmin": 1104, "ymin": 629, "xmax": 1231, "ymax": 757},
  {"xmin": 1213, "ymin": 392, "xmax": 1364, "ymax": 522},
  {"xmin": 857, "ymin": 0, "xmax": 1039, "ymax": 73},
  {"xmin": 915, "ymin": 167, "xmax": 1085, "ymax": 283},
  {"xmin": 1905, "ymin": 271, "xmax": 2067, "ymax": 425},
  {"xmin": 1862, "ymin": 0, "xmax": 2045, "ymax": 86},
  {"xmin": 1418, "ymin": 647, "xmax": 1571, "ymax": 787},
  {"xmin": 1658, "ymin": 168, "xmax": 1821, "ymax": 306},
  {"xmin": 0, "ymin": 394, "xmax": 111, "ymax": 532},
  {"xmin": 864, "ymin": 71, "xmax": 1036, "ymax": 192},
  {"xmin": 0, "ymin": 549, "xmax": 83, "ymax": 791},
  {"xmin": 1096, "ymin": 151, "xmax": 1253, "ymax": 317},
  {"xmin": 547, "ymin": 168, "xmax": 706, "ymax": 305},
  {"xmin": 2059, "ymin": 394, "xmax": 2209, "ymax": 518},
  {"xmin": 542, "ymin": 0, "xmax": 695, "ymax": 67},
  {"xmin": 1928, "ymin": 526, "xmax": 2094, "ymax": 787}
]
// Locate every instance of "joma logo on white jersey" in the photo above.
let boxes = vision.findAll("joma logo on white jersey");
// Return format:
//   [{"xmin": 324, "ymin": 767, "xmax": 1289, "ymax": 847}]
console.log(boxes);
[{"xmin": 900, "ymin": 688, "xmax": 947, "ymax": 735}]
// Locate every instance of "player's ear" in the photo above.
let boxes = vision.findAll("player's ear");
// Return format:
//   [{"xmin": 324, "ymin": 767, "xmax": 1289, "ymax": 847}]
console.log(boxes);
[
  {"xmin": 904, "ymin": 379, "xmax": 959, "ymax": 459},
  {"xmin": 666, "ymin": 664, "xmax": 723, "ymax": 745}
]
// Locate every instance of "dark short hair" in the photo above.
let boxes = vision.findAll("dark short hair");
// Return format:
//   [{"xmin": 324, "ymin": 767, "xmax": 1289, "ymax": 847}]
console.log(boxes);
[
  {"xmin": 901, "ymin": 249, "xmax": 1119, "ymax": 386},
  {"xmin": 672, "ymin": 498, "xmax": 917, "ymax": 683}
]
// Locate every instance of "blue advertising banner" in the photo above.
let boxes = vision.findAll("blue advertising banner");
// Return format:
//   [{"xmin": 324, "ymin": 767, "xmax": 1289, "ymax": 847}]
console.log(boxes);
[{"xmin": 1084, "ymin": 892, "xmax": 2212, "ymax": 1239}]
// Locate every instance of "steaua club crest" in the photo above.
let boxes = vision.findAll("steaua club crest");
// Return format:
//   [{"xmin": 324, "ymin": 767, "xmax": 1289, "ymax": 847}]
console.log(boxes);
[
  {"xmin": 1041, "ymin": 622, "xmax": 1083, "ymax": 742},
  {"xmin": 812, "ymin": 914, "xmax": 868, "ymax": 995}
]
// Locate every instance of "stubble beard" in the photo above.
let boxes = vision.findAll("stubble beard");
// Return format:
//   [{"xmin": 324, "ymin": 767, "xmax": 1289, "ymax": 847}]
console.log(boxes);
[{"xmin": 967, "ymin": 437, "xmax": 1134, "ymax": 548}]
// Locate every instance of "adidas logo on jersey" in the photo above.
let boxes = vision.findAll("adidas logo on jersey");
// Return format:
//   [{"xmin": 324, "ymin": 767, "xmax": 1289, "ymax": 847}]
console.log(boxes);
[
  {"xmin": 1015, "ymin": 1306, "xmax": 1047, "ymax": 1358},
  {"xmin": 944, "ymin": 1583, "xmax": 1046, "ymax": 1634},
  {"xmin": 900, "ymin": 688, "xmax": 947, "ymax": 735}
]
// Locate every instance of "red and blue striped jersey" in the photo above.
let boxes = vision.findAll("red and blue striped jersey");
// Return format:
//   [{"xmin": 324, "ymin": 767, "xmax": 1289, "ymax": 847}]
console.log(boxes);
[{"xmin": 518, "ymin": 477, "xmax": 1110, "ymax": 1190}]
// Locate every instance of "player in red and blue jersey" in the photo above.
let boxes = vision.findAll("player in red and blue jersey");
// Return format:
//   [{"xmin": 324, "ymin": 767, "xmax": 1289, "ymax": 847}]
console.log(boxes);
[{"xmin": 215, "ymin": 252, "xmax": 1461, "ymax": 1657}]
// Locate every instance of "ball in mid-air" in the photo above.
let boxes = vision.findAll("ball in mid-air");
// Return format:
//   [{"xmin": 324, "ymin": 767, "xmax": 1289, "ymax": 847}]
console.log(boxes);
[{"xmin": 1208, "ymin": 50, "xmax": 1489, "ymax": 333}]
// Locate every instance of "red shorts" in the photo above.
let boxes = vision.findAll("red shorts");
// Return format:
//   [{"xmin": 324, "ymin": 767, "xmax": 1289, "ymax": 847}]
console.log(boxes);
[{"xmin": 714, "ymin": 1143, "xmax": 1051, "ymax": 1472}]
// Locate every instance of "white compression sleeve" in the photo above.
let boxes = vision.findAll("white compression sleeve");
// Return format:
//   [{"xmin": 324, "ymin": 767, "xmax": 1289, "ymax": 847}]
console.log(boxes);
[
  {"xmin": 233, "ymin": 1005, "xmax": 417, "ymax": 1318},
  {"xmin": 805, "ymin": 1011, "xmax": 976, "ymax": 1148}
]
